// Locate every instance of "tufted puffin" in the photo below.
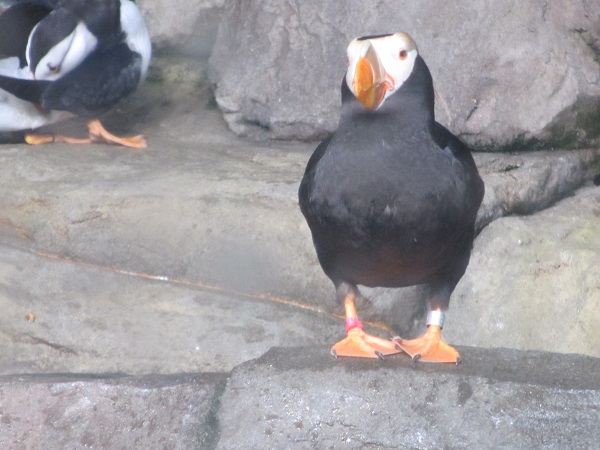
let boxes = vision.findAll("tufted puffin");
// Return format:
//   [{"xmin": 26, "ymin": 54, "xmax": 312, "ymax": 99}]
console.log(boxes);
[
  {"xmin": 299, "ymin": 33, "xmax": 484, "ymax": 363},
  {"xmin": 0, "ymin": 0, "xmax": 151, "ymax": 148}
]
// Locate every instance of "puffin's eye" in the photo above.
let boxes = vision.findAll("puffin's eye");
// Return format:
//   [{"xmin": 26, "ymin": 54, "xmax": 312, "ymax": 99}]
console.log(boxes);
[
  {"xmin": 399, "ymin": 49, "xmax": 408, "ymax": 60},
  {"xmin": 347, "ymin": 56, "xmax": 350, "ymax": 67},
  {"xmin": 48, "ymin": 63, "xmax": 60, "ymax": 74}
]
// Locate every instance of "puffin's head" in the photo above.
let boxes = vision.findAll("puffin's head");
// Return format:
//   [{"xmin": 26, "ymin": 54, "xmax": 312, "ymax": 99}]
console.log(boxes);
[{"xmin": 346, "ymin": 32, "xmax": 418, "ymax": 111}]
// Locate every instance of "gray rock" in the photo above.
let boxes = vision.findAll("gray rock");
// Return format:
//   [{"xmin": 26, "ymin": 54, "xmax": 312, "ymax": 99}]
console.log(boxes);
[
  {"xmin": 216, "ymin": 346, "xmax": 600, "ymax": 449},
  {"xmin": 0, "ymin": 373, "xmax": 226, "ymax": 449},
  {"xmin": 209, "ymin": 0, "xmax": 600, "ymax": 148},
  {"xmin": 1, "ymin": 347, "xmax": 598, "ymax": 449},
  {"xmin": 137, "ymin": 0, "xmax": 225, "ymax": 57},
  {"xmin": 0, "ymin": 243, "xmax": 344, "ymax": 376},
  {"xmin": 475, "ymin": 149, "xmax": 600, "ymax": 229},
  {"xmin": 446, "ymin": 186, "xmax": 600, "ymax": 357}
]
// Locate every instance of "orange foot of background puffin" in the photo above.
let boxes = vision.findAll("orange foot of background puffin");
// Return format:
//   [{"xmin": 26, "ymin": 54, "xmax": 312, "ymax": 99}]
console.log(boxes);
[{"xmin": 25, "ymin": 119, "xmax": 147, "ymax": 148}]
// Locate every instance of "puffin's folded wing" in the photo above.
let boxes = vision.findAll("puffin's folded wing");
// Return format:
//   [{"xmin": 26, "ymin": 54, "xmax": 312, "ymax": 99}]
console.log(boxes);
[{"xmin": 40, "ymin": 43, "xmax": 142, "ymax": 116}]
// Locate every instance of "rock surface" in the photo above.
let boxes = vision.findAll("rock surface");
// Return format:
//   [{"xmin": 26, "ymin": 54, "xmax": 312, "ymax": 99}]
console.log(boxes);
[
  {"xmin": 0, "ymin": 372, "xmax": 226, "ymax": 449},
  {"xmin": 209, "ymin": 0, "xmax": 600, "ymax": 148},
  {"xmin": 0, "ymin": 244, "xmax": 342, "ymax": 376},
  {"xmin": 216, "ymin": 347, "xmax": 600, "ymax": 449},
  {"xmin": 137, "ymin": 0, "xmax": 226, "ymax": 57},
  {"xmin": 2, "ymin": 347, "xmax": 599, "ymax": 449},
  {"xmin": 447, "ymin": 185, "xmax": 600, "ymax": 357}
]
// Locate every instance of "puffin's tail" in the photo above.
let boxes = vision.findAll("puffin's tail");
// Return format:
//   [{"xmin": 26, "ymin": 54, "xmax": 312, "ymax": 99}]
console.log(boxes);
[{"xmin": 0, "ymin": 75, "xmax": 50, "ymax": 104}]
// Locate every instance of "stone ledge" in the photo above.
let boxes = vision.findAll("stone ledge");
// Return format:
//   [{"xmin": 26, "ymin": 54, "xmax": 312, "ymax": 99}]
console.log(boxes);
[
  {"xmin": 0, "ymin": 373, "xmax": 226, "ymax": 449},
  {"xmin": 1, "ymin": 347, "xmax": 599, "ymax": 449}
]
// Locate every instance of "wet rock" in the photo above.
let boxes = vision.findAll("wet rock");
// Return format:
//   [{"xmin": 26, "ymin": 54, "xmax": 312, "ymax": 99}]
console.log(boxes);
[
  {"xmin": 0, "ymin": 373, "xmax": 226, "ymax": 449},
  {"xmin": 209, "ymin": 0, "xmax": 600, "ymax": 147},
  {"xmin": 215, "ymin": 346, "xmax": 600, "ymax": 449},
  {"xmin": 447, "ymin": 186, "xmax": 600, "ymax": 357}
]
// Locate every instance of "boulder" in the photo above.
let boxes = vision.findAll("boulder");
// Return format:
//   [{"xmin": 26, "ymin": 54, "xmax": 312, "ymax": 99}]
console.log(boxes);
[
  {"xmin": 1, "ymin": 347, "xmax": 599, "ymax": 449},
  {"xmin": 0, "ymin": 373, "xmax": 225, "ymax": 449},
  {"xmin": 137, "ymin": 0, "xmax": 225, "ymax": 57},
  {"xmin": 474, "ymin": 149, "xmax": 600, "ymax": 229},
  {"xmin": 209, "ymin": 0, "xmax": 600, "ymax": 148},
  {"xmin": 216, "ymin": 346, "xmax": 600, "ymax": 449},
  {"xmin": 446, "ymin": 185, "xmax": 600, "ymax": 357}
]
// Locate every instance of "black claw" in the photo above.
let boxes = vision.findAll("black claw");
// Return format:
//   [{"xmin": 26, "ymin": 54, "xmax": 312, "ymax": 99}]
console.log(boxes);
[
  {"xmin": 412, "ymin": 354, "xmax": 421, "ymax": 363},
  {"xmin": 331, "ymin": 349, "xmax": 338, "ymax": 358},
  {"xmin": 456, "ymin": 356, "xmax": 461, "ymax": 365},
  {"xmin": 375, "ymin": 351, "xmax": 385, "ymax": 361}
]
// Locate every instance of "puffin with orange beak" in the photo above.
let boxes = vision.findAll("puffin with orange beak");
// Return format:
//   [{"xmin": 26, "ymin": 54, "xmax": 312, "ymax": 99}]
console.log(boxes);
[{"xmin": 299, "ymin": 33, "xmax": 484, "ymax": 363}]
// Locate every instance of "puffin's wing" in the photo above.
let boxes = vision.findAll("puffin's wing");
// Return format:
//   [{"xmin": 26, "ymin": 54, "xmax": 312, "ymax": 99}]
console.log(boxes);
[
  {"xmin": 433, "ymin": 122, "xmax": 477, "ymax": 170},
  {"xmin": 41, "ymin": 42, "xmax": 142, "ymax": 116},
  {"xmin": 0, "ymin": 2, "xmax": 53, "ymax": 66},
  {"xmin": 302, "ymin": 136, "xmax": 331, "ymax": 178},
  {"xmin": 298, "ymin": 136, "xmax": 331, "ymax": 213},
  {"xmin": 433, "ymin": 121, "xmax": 485, "ymax": 219}
]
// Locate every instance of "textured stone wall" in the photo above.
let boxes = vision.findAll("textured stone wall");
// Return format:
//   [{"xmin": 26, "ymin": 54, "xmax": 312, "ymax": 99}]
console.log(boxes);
[{"xmin": 208, "ymin": 0, "xmax": 600, "ymax": 149}]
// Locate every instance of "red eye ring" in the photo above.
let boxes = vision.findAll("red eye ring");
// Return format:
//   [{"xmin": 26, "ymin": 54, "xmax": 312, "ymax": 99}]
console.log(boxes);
[{"xmin": 399, "ymin": 49, "xmax": 408, "ymax": 60}]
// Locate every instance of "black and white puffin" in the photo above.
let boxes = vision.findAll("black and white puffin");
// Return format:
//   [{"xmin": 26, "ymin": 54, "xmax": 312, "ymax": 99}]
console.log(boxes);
[
  {"xmin": 0, "ymin": 0, "xmax": 151, "ymax": 148},
  {"xmin": 299, "ymin": 33, "xmax": 484, "ymax": 363}
]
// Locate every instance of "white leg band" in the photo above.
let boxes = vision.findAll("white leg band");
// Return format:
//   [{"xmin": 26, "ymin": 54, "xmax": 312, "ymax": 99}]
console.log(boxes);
[{"xmin": 426, "ymin": 310, "xmax": 445, "ymax": 328}]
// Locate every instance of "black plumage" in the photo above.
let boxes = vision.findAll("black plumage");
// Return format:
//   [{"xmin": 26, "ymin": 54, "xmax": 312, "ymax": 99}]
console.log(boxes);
[{"xmin": 299, "ymin": 34, "xmax": 484, "ymax": 362}]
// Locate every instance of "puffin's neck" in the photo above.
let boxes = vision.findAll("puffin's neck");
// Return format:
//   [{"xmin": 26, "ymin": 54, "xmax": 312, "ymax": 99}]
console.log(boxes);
[{"xmin": 339, "ymin": 55, "xmax": 435, "ymax": 131}]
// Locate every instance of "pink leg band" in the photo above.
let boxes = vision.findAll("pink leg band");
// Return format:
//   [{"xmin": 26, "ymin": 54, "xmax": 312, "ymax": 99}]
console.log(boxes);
[{"xmin": 345, "ymin": 317, "xmax": 363, "ymax": 332}]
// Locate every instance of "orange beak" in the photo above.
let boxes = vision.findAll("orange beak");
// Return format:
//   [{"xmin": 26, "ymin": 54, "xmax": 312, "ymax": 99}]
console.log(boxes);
[{"xmin": 352, "ymin": 45, "xmax": 390, "ymax": 110}]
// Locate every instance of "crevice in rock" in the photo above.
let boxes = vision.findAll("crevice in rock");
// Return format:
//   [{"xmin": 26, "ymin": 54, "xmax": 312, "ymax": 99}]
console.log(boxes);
[
  {"xmin": 573, "ymin": 28, "xmax": 600, "ymax": 64},
  {"xmin": 198, "ymin": 374, "xmax": 228, "ymax": 450},
  {"xmin": 20, "ymin": 333, "xmax": 77, "ymax": 355}
]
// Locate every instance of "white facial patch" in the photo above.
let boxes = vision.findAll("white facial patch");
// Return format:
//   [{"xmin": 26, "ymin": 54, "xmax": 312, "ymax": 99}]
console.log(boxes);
[{"xmin": 345, "ymin": 32, "xmax": 419, "ymax": 108}]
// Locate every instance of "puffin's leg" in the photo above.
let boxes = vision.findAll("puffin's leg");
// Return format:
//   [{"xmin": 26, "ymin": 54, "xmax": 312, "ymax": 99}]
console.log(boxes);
[
  {"xmin": 331, "ymin": 283, "xmax": 401, "ymax": 359},
  {"xmin": 393, "ymin": 309, "xmax": 460, "ymax": 364},
  {"xmin": 87, "ymin": 119, "xmax": 147, "ymax": 148}
]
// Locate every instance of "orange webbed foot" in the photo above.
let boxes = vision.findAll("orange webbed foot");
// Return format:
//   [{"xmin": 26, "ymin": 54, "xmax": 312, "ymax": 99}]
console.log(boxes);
[
  {"xmin": 87, "ymin": 119, "xmax": 147, "ymax": 148},
  {"xmin": 393, "ymin": 325, "xmax": 460, "ymax": 364},
  {"xmin": 331, "ymin": 327, "xmax": 401, "ymax": 359}
]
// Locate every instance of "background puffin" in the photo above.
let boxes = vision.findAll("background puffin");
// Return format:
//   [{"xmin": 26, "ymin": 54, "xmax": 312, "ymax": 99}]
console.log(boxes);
[
  {"xmin": 299, "ymin": 32, "xmax": 484, "ymax": 363},
  {"xmin": 0, "ymin": 0, "xmax": 151, "ymax": 148}
]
